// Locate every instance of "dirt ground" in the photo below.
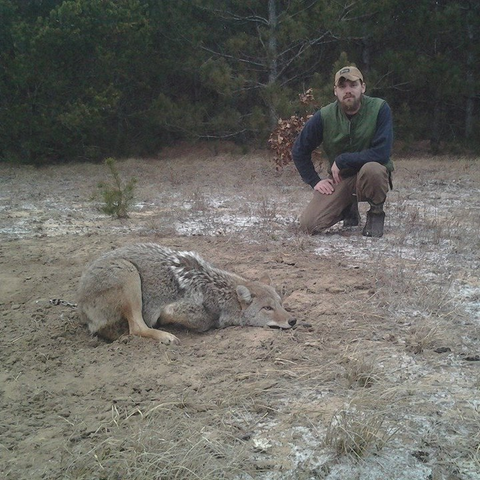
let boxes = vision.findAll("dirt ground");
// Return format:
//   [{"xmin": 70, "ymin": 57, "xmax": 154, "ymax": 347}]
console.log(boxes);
[{"xmin": 1, "ymin": 147, "xmax": 479, "ymax": 479}]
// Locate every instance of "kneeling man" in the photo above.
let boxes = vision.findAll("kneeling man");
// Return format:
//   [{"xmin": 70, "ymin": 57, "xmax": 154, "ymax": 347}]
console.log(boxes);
[{"xmin": 292, "ymin": 66, "xmax": 394, "ymax": 237}]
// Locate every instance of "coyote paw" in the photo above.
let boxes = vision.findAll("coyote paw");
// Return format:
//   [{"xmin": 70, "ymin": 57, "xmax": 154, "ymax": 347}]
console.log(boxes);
[
  {"xmin": 133, "ymin": 327, "xmax": 180, "ymax": 344},
  {"xmin": 157, "ymin": 331, "xmax": 180, "ymax": 345}
]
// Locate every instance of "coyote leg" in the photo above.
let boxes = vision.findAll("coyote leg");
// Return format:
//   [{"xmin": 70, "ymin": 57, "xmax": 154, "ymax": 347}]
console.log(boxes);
[
  {"xmin": 124, "ymin": 300, "xmax": 179, "ymax": 344},
  {"xmin": 127, "ymin": 312, "xmax": 180, "ymax": 344},
  {"xmin": 159, "ymin": 300, "xmax": 212, "ymax": 332},
  {"xmin": 118, "ymin": 262, "xmax": 180, "ymax": 344}
]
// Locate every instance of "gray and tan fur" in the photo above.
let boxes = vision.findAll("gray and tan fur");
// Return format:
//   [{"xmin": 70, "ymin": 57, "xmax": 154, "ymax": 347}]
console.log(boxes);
[{"xmin": 77, "ymin": 243, "xmax": 296, "ymax": 344}]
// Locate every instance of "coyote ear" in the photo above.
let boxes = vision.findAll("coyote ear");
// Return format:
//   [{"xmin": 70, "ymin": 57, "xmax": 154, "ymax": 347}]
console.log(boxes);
[
  {"xmin": 236, "ymin": 285, "xmax": 252, "ymax": 305},
  {"xmin": 259, "ymin": 274, "xmax": 272, "ymax": 286}
]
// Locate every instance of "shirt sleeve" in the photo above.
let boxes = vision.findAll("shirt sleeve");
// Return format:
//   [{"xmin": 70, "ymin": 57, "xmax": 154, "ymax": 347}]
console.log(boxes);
[
  {"xmin": 335, "ymin": 102, "xmax": 393, "ymax": 170},
  {"xmin": 291, "ymin": 111, "xmax": 324, "ymax": 188}
]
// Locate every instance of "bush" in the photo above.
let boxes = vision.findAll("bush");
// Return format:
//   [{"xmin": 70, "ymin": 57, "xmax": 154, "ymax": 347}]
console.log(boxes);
[{"xmin": 96, "ymin": 157, "xmax": 137, "ymax": 218}]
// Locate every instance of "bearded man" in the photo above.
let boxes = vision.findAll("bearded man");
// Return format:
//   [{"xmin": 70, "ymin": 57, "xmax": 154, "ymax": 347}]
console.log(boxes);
[{"xmin": 292, "ymin": 66, "xmax": 394, "ymax": 238}]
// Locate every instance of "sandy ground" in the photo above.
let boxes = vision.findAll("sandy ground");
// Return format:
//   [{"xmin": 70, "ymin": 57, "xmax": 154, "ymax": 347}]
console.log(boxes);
[{"xmin": 1, "ymin": 149, "xmax": 479, "ymax": 479}]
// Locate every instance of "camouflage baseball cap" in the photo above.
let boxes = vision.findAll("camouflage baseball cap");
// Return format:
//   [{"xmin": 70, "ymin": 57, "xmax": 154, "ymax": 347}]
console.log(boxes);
[{"xmin": 334, "ymin": 66, "xmax": 364, "ymax": 85}]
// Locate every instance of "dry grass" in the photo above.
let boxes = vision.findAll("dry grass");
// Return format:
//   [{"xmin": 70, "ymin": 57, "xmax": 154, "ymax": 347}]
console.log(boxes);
[
  {"xmin": 325, "ymin": 406, "xmax": 399, "ymax": 460},
  {"xmin": 1, "ymin": 151, "xmax": 480, "ymax": 480},
  {"xmin": 341, "ymin": 351, "xmax": 380, "ymax": 389},
  {"xmin": 405, "ymin": 323, "xmax": 445, "ymax": 354},
  {"xmin": 61, "ymin": 381, "xmax": 279, "ymax": 479},
  {"xmin": 63, "ymin": 411, "xmax": 253, "ymax": 479}
]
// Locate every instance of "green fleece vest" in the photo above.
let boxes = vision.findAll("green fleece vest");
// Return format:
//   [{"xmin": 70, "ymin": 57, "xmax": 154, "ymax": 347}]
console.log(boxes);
[{"xmin": 321, "ymin": 95, "xmax": 394, "ymax": 172}]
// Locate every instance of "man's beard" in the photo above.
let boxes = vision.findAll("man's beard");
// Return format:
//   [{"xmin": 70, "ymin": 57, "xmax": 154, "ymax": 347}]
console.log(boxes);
[{"xmin": 341, "ymin": 95, "xmax": 362, "ymax": 113}]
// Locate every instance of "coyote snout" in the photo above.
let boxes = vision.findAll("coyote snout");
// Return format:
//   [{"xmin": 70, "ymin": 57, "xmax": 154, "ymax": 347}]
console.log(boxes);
[{"xmin": 77, "ymin": 243, "xmax": 295, "ymax": 344}]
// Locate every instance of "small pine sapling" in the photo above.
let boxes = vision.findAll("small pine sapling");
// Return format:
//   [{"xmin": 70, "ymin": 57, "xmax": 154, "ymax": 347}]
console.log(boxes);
[{"xmin": 97, "ymin": 157, "xmax": 137, "ymax": 218}]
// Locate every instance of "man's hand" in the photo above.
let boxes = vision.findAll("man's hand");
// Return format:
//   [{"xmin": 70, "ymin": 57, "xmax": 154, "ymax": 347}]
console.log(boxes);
[
  {"xmin": 331, "ymin": 162, "xmax": 342, "ymax": 185},
  {"xmin": 314, "ymin": 162, "xmax": 342, "ymax": 195},
  {"xmin": 314, "ymin": 178, "xmax": 336, "ymax": 195}
]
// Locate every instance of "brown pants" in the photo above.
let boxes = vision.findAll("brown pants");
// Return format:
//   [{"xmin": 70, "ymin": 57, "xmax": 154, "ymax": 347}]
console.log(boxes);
[{"xmin": 299, "ymin": 162, "xmax": 390, "ymax": 234}]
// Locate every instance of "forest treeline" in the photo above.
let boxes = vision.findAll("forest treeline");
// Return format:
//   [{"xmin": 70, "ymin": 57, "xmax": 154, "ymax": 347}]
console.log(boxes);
[{"xmin": 0, "ymin": 0, "xmax": 478, "ymax": 164}]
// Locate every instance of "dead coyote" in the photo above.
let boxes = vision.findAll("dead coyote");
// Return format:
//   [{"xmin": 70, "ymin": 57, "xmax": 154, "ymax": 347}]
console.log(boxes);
[{"xmin": 78, "ymin": 243, "xmax": 296, "ymax": 344}]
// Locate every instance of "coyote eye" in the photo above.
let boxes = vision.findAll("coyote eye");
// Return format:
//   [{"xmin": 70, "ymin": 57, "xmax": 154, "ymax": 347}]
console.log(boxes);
[{"xmin": 263, "ymin": 306, "xmax": 274, "ymax": 311}]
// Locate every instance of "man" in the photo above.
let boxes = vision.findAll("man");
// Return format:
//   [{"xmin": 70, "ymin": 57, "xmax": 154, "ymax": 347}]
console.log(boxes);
[{"xmin": 292, "ymin": 66, "xmax": 394, "ymax": 237}]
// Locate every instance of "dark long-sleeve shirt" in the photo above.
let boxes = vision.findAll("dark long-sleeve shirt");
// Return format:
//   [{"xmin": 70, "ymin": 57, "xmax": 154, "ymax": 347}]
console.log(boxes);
[{"xmin": 292, "ymin": 102, "xmax": 393, "ymax": 188}]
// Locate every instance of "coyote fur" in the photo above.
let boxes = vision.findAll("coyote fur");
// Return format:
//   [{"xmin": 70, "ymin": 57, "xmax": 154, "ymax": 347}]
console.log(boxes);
[{"xmin": 77, "ymin": 243, "xmax": 296, "ymax": 344}]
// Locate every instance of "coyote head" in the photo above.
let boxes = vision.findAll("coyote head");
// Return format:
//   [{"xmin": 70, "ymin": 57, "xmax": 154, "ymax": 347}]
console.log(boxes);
[{"xmin": 236, "ymin": 280, "xmax": 296, "ymax": 329}]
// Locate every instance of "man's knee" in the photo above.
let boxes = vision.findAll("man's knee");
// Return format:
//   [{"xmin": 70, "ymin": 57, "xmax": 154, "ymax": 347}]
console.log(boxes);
[
  {"xmin": 299, "ymin": 212, "xmax": 317, "ymax": 234},
  {"xmin": 299, "ymin": 206, "xmax": 343, "ymax": 234},
  {"xmin": 299, "ymin": 183, "xmax": 356, "ymax": 234},
  {"xmin": 359, "ymin": 162, "xmax": 388, "ymax": 180},
  {"xmin": 357, "ymin": 163, "xmax": 389, "ymax": 203}
]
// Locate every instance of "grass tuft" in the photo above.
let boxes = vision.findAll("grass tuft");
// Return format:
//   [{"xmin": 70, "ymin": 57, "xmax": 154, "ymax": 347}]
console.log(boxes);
[{"xmin": 325, "ymin": 406, "xmax": 398, "ymax": 460}]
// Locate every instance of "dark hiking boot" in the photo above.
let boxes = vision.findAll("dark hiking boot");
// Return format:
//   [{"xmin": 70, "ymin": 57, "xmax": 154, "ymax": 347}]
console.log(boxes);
[
  {"xmin": 362, "ymin": 203, "xmax": 385, "ymax": 237},
  {"xmin": 343, "ymin": 200, "xmax": 360, "ymax": 227}
]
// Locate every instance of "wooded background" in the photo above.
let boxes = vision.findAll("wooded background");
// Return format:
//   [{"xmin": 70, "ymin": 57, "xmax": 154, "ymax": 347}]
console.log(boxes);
[{"xmin": 1, "ymin": 0, "xmax": 478, "ymax": 164}]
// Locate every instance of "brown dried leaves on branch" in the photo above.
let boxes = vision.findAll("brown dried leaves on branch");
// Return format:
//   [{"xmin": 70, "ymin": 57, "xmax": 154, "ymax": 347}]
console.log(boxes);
[
  {"xmin": 268, "ymin": 89, "xmax": 319, "ymax": 171},
  {"xmin": 268, "ymin": 115, "xmax": 311, "ymax": 171}
]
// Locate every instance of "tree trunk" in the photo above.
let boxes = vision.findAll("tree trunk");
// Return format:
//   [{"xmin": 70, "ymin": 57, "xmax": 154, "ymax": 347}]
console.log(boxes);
[
  {"xmin": 267, "ymin": 0, "xmax": 278, "ymax": 129},
  {"xmin": 430, "ymin": 100, "xmax": 442, "ymax": 155},
  {"xmin": 465, "ymin": 17, "xmax": 474, "ymax": 139}
]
